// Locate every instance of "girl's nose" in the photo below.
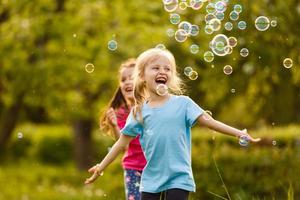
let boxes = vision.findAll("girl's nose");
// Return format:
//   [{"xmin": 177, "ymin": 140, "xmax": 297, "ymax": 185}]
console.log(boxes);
[{"xmin": 159, "ymin": 68, "xmax": 166, "ymax": 74}]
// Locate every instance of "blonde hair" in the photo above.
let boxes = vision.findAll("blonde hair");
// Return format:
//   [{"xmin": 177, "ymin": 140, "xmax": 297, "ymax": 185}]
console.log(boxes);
[
  {"xmin": 99, "ymin": 58, "xmax": 136, "ymax": 139},
  {"xmin": 133, "ymin": 48, "xmax": 185, "ymax": 122}
]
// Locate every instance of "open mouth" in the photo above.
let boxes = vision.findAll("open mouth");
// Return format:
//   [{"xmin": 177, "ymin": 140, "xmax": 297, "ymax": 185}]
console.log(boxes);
[
  {"xmin": 125, "ymin": 87, "xmax": 133, "ymax": 92},
  {"xmin": 155, "ymin": 77, "xmax": 167, "ymax": 85}
]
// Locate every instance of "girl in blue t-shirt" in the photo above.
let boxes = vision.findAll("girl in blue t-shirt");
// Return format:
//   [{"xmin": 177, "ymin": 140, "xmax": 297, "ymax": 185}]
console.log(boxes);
[{"xmin": 85, "ymin": 48, "xmax": 261, "ymax": 200}]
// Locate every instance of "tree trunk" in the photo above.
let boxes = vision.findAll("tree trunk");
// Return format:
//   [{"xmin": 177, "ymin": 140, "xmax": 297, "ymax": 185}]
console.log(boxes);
[
  {"xmin": 0, "ymin": 93, "xmax": 24, "ymax": 152},
  {"xmin": 72, "ymin": 119, "xmax": 93, "ymax": 170}
]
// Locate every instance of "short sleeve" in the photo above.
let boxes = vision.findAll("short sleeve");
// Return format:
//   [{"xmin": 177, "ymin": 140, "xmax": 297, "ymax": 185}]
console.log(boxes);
[
  {"xmin": 121, "ymin": 110, "xmax": 143, "ymax": 137},
  {"xmin": 185, "ymin": 96, "xmax": 204, "ymax": 127}
]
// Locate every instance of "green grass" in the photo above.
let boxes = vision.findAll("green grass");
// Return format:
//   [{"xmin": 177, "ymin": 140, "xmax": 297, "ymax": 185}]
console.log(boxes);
[{"xmin": 1, "ymin": 123, "xmax": 299, "ymax": 199}]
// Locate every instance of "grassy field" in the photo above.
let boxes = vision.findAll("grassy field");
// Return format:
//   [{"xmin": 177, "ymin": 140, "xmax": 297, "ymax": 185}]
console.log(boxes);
[{"xmin": 0, "ymin": 124, "xmax": 299, "ymax": 199}]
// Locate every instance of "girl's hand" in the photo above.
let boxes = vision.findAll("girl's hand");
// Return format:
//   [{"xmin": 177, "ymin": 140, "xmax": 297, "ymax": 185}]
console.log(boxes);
[
  {"xmin": 240, "ymin": 129, "xmax": 261, "ymax": 143},
  {"xmin": 106, "ymin": 108, "xmax": 117, "ymax": 127},
  {"xmin": 85, "ymin": 164, "xmax": 103, "ymax": 185}
]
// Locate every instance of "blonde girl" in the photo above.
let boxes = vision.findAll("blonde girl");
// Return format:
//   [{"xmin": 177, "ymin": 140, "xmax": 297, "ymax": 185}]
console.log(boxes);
[{"xmin": 85, "ymin": 49, "xmax": 260, "ymax": 200}]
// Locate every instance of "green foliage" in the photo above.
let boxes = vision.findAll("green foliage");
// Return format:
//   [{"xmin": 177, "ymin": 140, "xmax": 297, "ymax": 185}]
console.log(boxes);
[{"xmin": 37, "ymin": 136, "xmax": 73, "ymax": 164}]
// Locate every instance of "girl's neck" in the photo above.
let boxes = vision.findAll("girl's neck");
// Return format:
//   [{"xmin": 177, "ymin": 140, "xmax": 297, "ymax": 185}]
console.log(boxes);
[
  {"xmin": 124, "ymin": 98, "xmax": 134, "ymax": 109},
  {"xmin": 147, "ymin": 92, "xmax": 171, "ymax": 106}
]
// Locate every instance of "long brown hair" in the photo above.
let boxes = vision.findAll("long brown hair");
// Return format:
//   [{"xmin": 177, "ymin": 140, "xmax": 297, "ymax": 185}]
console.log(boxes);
[
  {"xmin": 99, "ymin": 58, "xmax": 136, "ymax": 138},
  {"xmin": 133, "ymin": 48, "xmax": 185, "ymax": 122}
]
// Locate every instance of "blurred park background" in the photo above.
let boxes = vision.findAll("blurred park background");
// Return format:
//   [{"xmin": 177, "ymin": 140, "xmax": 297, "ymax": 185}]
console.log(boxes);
[{"xmin": 0, "ymin": 0, "xmax": 299, "ymax": 199}]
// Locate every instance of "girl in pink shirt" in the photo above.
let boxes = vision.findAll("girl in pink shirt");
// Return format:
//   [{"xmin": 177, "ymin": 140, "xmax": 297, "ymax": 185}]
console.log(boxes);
[{"xmin": 96, "ymin": 58, "xmax": 146, "ymax": 200}]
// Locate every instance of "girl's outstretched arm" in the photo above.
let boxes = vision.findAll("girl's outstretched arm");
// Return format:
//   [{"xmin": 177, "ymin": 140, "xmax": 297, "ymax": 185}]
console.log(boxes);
[
  {"xmin": 84, "ymin": 134, "xmax": 134, "ymax": 184},
  {"xmin": 197, "ymin": 112, "xmax": 261, "ymax": 143}
]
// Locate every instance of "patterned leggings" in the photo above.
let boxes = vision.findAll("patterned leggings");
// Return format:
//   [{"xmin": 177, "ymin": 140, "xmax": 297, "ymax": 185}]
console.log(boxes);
[{"xmin": 124, "ymin": 169, "xmax": 142, "ymax": 200}]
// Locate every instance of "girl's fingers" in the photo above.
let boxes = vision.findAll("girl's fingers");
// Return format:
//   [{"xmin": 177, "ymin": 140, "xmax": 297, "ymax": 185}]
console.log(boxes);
[
  {"xmin": 251, "ymin": 138, "xmax": 261, "ymax": 142},
  {"xmin": 88, "ymin": 166, "xmax": 96, "ymax": 173},
  {"xmin": 84, "ymin": 173, "xmax": 98, "ymax": 184}
]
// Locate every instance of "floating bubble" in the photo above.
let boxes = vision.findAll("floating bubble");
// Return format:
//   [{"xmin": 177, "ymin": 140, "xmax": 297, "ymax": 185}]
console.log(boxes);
[
  {"xmin": 283, "ymin": 58, "xmax": 293, "ymax": 68},
  {"xmin": 85, "ymin": 63, "xmax": 95, "ymax": 73},
  {"xmin": 175, "ymin": 29, "xmax": 188, "ymax": 42},
  {"xmin": 215, "ymin": 11, "xmax": 225, "ymax": 21},
  {"xmin": 189, "ymin": 71, "xmax": 198, "ymax": 80},
  {"xmin": 206, "ymin": 3, "xmax": 216, "ymax": 14},
  {"xmin": 17, "ymin": 132, "xmax": 23, "ymax": 139},
  {"xmin": 223, "ymin": 65, "xmax": 233, "ymax": 75},
  {"xmin": 255, "ymin": 16, "xmax": 270, "ymax": 31},
  {"xmin": 179, "ymin": 1, "xmax": 188, "ymax": 10},
  {"xmin": 184, "ymin": 66, "xmax": 193, "ymax": 76},
  {"xmin": 228, "ymin": 36, "xmax": 237, "ymax": 47},
  {"xmin": 240, "ymin": 48, "xmax": 249, "ymax": 57},
  {"xmin": 155, "ymin": 44, "xmax": 166, "ymax": 50},
  {"xmin": 233, "ymin": 4, "xmax": 242, "ymax": 13},
  {"xmin": 162, "ymin": 0, "xmax": 173, "ymax": 4},
  {"xmin": 231, "ymin": 88, "xmax": 236, "ymax": 93},
  {"xmin": 211, "ymin": 34, "xmax": 229, "ymax": 56},
  {"xmin": 204, "ymin": 25, "xmax": 214, "ymax": 34},
  {"xmin": 204, "ymin": 51, "xmax": 214, "ymax": 62},
  {"xmin": 270, "ymin": 19, "xmax": 277, "ymax": 27},
  {"xmin": 163, "ymin": 0, "xmax": 178, "ymax": 12},
  {"xmin": 224, "ymin": 22, "xmax": 233, "ymax": 31},
  {"xmin": 178, "ymin": 21, "xmax": 192, "ymax": 33},
  {"xmin": 156, "ymin": 84, "xmax": 169, "ymax": 96},
  {"xmin": 190, "ymin": 0, "xmax": 203, "ymax": 10},
  {"xmin": 215, "ymin": 1, "xmax": 227, "ymax": 12},
  {"xmin": 209, "ymin": 18, "xmax": 222, "ymax": 31},
  {"xmin": 238, "ymin": 21, "xmax": 247, "ymax": 30},
  {"xmin": 189, "ymin": 25, "xmax": 200, "ymax": 36},
  {"xmin": 224, "ymin": 45, "xmax": 233, "ymax": 54},
  {"xmin": 190, "ymin": 44, "xmax": 199, "ymax": 54},
  {"xmin": 229, "ymin": 11, "xmax": 239, "ymax": 21},
  {"xmin": 107, "ymin": 40, "xmax": 118, "ymax": 51},
  {"xmin": 166, "ymin": 28, "xmax": 175, "ymax": 37},
  {"xmin": 73, "ymin": 34, "xmax": 77, "ymax": 38},
  {"xmin": 170, "ymin": 13, "xmax": 181, "ymax": 24},
  {"xmin": 215, "ymin": 41, "xmax": 226, "ymax": 51},
  {"xmin": 239, "ymin": 135, "xmax": 249, "ymax": 147},
  {"xmin": 205, "ymin": 13, "xmax": 216, "ymax": 23}
]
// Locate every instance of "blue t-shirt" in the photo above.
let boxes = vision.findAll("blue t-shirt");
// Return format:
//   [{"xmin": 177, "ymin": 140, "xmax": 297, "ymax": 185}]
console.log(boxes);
[{"xmin": 121, "ymin": 95, "xmax": 204, "ymax": 193}]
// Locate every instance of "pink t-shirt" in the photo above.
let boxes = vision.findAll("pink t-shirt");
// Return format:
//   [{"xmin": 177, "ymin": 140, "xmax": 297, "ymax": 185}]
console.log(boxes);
[{"xmin": 116, "ymin": 106, "xmax": 146, "ymax": 171}]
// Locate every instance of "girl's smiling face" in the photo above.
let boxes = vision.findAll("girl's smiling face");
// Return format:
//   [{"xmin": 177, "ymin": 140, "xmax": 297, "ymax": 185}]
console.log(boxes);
[
  {"xmin": 143, "ymin": 55, "xmax": 173, "ymax": 95},
  {"xmin": 120, "ymin": 67, "xmax": 134, "ymax": 102}
]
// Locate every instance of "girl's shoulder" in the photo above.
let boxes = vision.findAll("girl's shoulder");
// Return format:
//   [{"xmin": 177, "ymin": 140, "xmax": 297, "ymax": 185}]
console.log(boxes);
[{"xmin": 172, "ymin": 94, "xmax": 191, "ymax": 101}]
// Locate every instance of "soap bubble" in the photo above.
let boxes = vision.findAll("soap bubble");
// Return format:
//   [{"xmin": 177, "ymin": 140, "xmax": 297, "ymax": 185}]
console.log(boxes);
[
  {"xmin": 190, "ymin": 44, "xmax": 199, "ymax": 54},
  {"xmin": 108, "ymin": 40, "xmax": 118, "ymax": 51},
  {"xmin": 255, "ymin": 16, "xmax": 270, "ymax": 31},
  {"xmin": 175, "ymin": 29, "xmax": 188, "ymax": 42},
  {"xmin": 240, "ymin": 48, "xmax": 249, "ymax": 57},
  {"xmin": 224, "ymin": 22, "xmax": 233, "ymax": 31},
  {"xmin": 238, "ymin": 21, "xmax": 247, "ymax": 30},
  {"xmin": 283, "ymin": 58, "xmax": 293, "ymax": 68},
  {"xmin": 156, "ymin": 84, "xmax": 169, "ymax": 96},
  {"xmin": 204, "ymin": 51, "xmax": 214, "ymax": 62},
  {"xmin": 211, "ymin": 34, "xmax": 229, "ymax": 56},
  {"xmin": 223, "ymin": 65, "xmax": 233, "ymax": 75},
  {"xmin": 239, "ymin": 135, "xmax": 249, "ymax": 147},
  {"xmin": 163, "ymin": 0, "xmax": 179, "ymax": 12},
  {"xmin": 189, "ymin": 71, "xmax": 198, "ymax": 80},
  {"xmin": 170, "ymin": 13, "xmax": 181, "ymax": 24},
  {"xmin": 85, "ymin": 63, "xmax": 95, "ymax": 73}
]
